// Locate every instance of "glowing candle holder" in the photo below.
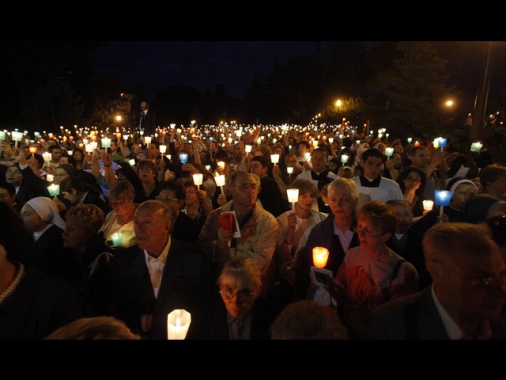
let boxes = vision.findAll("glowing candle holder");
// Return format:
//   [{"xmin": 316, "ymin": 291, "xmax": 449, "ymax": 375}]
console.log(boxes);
[
  {"xmin": 144, "ymin": 136, "xmax": 151, "ymax": 145},
  {"xmin": 111, "ymin": 233, "xmax": 123, "ymax": 247},
  {"xmin": 67, "ymin": 150, "xmax": 73, "ymax": 156},
  {"xmin": 217, "ymin": 161, "xmax": 225, "ymax": 170},
  {"xmin": 341, "ymin": 154, "xmax": 349, "ymax": 164},
  {"xmin": 159, "ymin": 144, "xmax": 167, "ymax": 154},
  {"xmin": 304, "ymin": 152, "xmax": 311, "ymax": 162},
  {"xmin": 287, "ymin": 166, "xmax": 294, "ymax": 175},
  {"xmin": 0, "ymin": 131, "xmax": 6, "ymax": 141},
  {"xmin": 193, "ymin": 173, "xmax": 203, "ymax": 190},
  {"xmin": 470, "ymin": 142, "xmax": 483, "ymax": 153},
  {"xmin": 287, "ymin": 188, "xmax": 299, "ymax": 211},
  {"xmin": 407, "ymin": 137, "xmax": 413, "ymax": 144},
  {"xmin": 215, "ymin": 174, "xmax": 226, "ymax": 195},
  {"xmin": 423, "ymin": 200, "xmax": 434, "ymax": 211},
  {"xmin": 167, "ymin": 309, "xmax": 191, "ymax": 340},
  {"xmin": 11, "ymin": 131, "xmax": 23, "ymax": 148},
  {"xmin": 129, "ymin": 158, "xmax": 136, "ymax": 166},
  {"xmin": 414, "ymin": 140, "xmax": 420, "ymax": 147},
  {"xmin": 245, "ymin": 145, "xmax": 252, "ymax": 153},
  {"xmin": 270, "ymin": 154, "xmax": 279, "ymax": 164},
  {"xmin": 312, "ymin": 247, "xmax": 330, "ymax": 268},
  {"xmin": 205, "ymin": 165, "xmax": 211, "ymax": 172},
  {"xmin": 101, "ymin": 137, "xmax": 111, "ymax": 149},
  {"xmin": 434, "ymin": 190, "xmax": 453, "ymax": 218},
  {"xmin": 328, "ymin": 137, "xmax": 334, "ymax": 144},
  {"xmin": 179, "ymin": 153, "xmax": 188, "ymax": 164},
  {"xmin": 47, "ymin": 184, "xmax": 60, "ymax": 197},
  {"xmin": 46, "ymin": 174, "xmax": 54, "ymax": 183},
  {"xmin": 385, "ymin": 147, "xmax": 394, "ymax": 158},
  {"xmin": 123, "ymin": 134, "xmax": 129, "ymax": 141},
  {"xmin": 437, "ymin": 137, "xmax": 447, "ymax": 150}
]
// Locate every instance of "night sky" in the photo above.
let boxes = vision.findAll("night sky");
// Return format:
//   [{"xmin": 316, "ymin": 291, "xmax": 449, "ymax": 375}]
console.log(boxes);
[{"xmin": 87, "ymin": 41, "xmax": 330, "ymax": 99}]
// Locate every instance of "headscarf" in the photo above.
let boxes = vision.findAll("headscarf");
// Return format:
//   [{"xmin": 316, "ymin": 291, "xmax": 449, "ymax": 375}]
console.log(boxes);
[
  {"xmin": 446, "ymin": 177, "xmax": 479, "ymax": 194},
  {"xmin": 58, "ymin": 163, "xmax": 78, "ymax": 178},
  {"xmin": 25, "ymin": 196, "xmax": 66, "ymax": 230}
]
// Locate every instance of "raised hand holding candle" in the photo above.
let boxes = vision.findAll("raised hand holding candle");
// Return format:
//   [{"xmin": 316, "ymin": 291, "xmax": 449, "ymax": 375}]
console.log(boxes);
[
  {"xmin": 215, "ymin": 174, "xmax": 226, "ymax": 194},
  {"xmin": 101, "ymin": 137, "xmax": 111, "ymax": 149},
  {"xmin": 270, "ymin": 154, "xmax": 279, "ymax": 164},
  {"xmin": 159, "ymin": 144, "xmax": 167, "ymax": 154},
  {"xmin": 167, "ymin": 309, "xmax": 191, "ymax": 340},
  {"xmin": 385, "ymin": 147, "xmax": 394, "ymax": 158},
  {"xmin": 312, "ymin": 247, "xmax": 329, "ymax": 268}
]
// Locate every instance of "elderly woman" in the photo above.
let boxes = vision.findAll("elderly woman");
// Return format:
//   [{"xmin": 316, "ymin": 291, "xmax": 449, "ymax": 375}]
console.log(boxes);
[
  {"xmin": 136, "ymin": 159, "xmax": 162, "ymax": 200},
  {"xmin": 99, "ymin": 179, "xmax": 138, "ymax": 249},
  {"xmin": 20, "ymin": 196, "xmax": 66, "ymax": 275},
  {"xmin": 207, "ymin": 257, "xmax": 275, "ymax": 339},
  {"xmin": 292, "ymin": 177, "xmax": 361, "ymax": 302},
  {"xmin": 318, "ymin": 201, "xmax": 419, "ymax": 336}
]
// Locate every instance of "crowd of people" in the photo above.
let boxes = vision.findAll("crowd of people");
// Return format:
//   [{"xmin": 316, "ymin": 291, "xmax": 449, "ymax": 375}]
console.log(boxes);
[{"xmin": 1, "ymin": 114, "xmax": 506, "ymax": 340}]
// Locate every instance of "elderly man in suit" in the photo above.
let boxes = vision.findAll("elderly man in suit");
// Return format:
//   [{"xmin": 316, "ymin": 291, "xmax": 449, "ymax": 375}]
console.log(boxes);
[
  {"xmin": 370, "ymin": 222, "xmax": 506, "ymax": 340},
  {"xmin": 97, "ymin": 200, "xmax": 213, "ymax": 340}
]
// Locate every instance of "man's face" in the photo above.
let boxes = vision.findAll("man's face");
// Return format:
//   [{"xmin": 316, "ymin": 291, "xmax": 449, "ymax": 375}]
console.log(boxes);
[
  {"xmin": 249, "ymin": 161, "xmax": 267, "ymax": 179},
  {"xmin": 410, "ymin": 148, "xmax": 430, "ymax": 169},
  {"xmin": 51, "ymin": 148, "xmax": 62, "ymax": 162},
  {"xmin": 134, "ymin": 205, "xmax": 171, "ymax": 255},
  {"xmin": 362, "ymin": 156, "xmax": 383, "ymax": 179},
  {"xmin": 231, "ymin": 174, "xmax": 259, "ymax": 209},
  {"xmin": 311, "ymin": 150, "xmax": 327, "ymax": 172}
]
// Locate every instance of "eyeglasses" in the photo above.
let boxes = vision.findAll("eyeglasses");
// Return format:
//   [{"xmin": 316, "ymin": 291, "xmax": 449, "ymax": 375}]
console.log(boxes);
[
  {"xmin": 109, "ymin": 200, "xmax": 126, "ymax": 207},
  {"xmin": 236, "ymin": 183, "xmax": 259, "ymax": 192},
  {"xmin": 156, "ymin": 195, "xmax": 177, "ymax": 202},
  {"xmin": 219, "ymin": 286, "xmax": 254, "ymax": 301},
  {"xmin": 447, "ymin": 267, "xmax": 506, "ymax": 292},
  {"xmin": 354, "ymin": 225, "xmax": 383, "ymax": 238}
]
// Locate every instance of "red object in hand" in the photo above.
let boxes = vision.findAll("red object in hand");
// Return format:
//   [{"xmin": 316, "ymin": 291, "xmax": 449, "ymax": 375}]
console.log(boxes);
[{"xmin": 218, "ymin": 213, "xmax": 234, "ymax": 231}]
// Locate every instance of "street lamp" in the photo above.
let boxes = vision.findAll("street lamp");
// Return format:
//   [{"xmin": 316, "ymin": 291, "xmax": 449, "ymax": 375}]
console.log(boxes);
[{"xmin": 336, "ymin": 99, "xmax": 342, "ymax": 122}]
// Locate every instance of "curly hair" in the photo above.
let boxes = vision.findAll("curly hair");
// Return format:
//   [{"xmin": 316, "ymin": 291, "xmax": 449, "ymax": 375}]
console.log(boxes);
[{"xmin": 65, "ymin": 204, "xmax": 104, "ymax": 235}]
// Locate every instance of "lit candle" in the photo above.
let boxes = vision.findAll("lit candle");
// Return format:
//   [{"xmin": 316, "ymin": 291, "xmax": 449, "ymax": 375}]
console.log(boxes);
[
  {"xmin": 414, "ymin": 140, "xmax": 420, "ymax": 147},
  {"xmin": 167, "ymin": 309, "xmax": 191, "ymax": 340},
  {"xmin": 159, "ymin": 144, "xmax": 167, "ymax": 154},
  {"xmin": 46, "ymin": 174, "xmax": 54, "ymax": 183},
  {"xmin": 245, "ymin": 145, "xmax": 252, "ymax": 153},
  {"xmin": 287, "ymin": 188, "xmax": 299, "ymax": 211},
  {"xmin": 385, "ymin": 147, "xmax": 394, "ymax": 158},
  {"xmin": 270, "ymin": 154, "xmax": 279, "ymax": 164},
  {"xmin": 0, "ymin": 131, "xmax": 5, "ymax": 141},
  {"xmin": 47, "ymin": 184, "xmax": 60, "ymax": 197},
  {"xmin": 101, "ymin": 137, "xmax": 111, "ymax": 149},
  {"xmin": 193, "ymin": 173, "xmax": 203, "ymax": 190},
  {"xmin": 217, "ymin": 161, "xmax": 225, "ymax": 170},
  {"xmin": 340, "ymin": 154, "xmax": 349, "ymax": 164},
  {"xmin": 304, "ymin": 152, "xmax": 311, "ymax": 162},
  {"xmin": 111, "ymin": 233, "xmax": 123, "ymax": 247},
  {"xmin": 437, "ymin": 137, "xmax": 447, "ymax": 148},
  {"xmin": 205, "ymin": 165, "xmax": 211, "ymax": 171},
  {"xmin": 312, "ymin": 247, "xmax": 330, "ymax": 268},
  {"xmin": 328, "ymin": 137, "xmax": 334, "ymax": 144},
  {"xmin": 470, "ymin": 142, "xmax": 483, "ymax": 153},
  {"xmin": 407, "ymin": 137, "xmax": 412, "ymax": 144},
  {"xmin": 423, "ymin": 200, "xmax": 434, "ymax": 211},
  {"xmin": 434, "ymin": 190, "xmax": 453, "ymax": 219},
  {"xmin": 29, "ymin": 146, "xmax": 37, "ymax": 157},
  {"xmin": 179, "ymin": 153, "xmax": 188, "ymax": 164},
  {"xmin": 287, "ymin": 166, "xmax": 294, "ymax": 175},
  {"xmin": 215, "ymin": 174, "xmax": 226, "ymax": 194},
  {"xmin": 144, "ymin": 136, "xmax": 152, "ymax": 145},
  {"xmin": 123, "ymin": 134, "xmax": 129, "ymax": 141}
]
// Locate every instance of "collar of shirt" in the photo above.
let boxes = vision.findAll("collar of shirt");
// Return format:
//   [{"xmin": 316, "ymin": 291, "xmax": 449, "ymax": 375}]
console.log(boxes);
[{"xmin": 144, "ymin": 235, "xmax": 171, "ymax": 268}]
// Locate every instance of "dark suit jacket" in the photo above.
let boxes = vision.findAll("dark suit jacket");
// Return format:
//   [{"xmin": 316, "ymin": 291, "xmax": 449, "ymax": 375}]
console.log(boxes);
[
  {"xmin": 102, "ymin": 237, "xmax": 213, "ymax": 340},
  {"xmin": 138, "ymin": 110, "xmax": 157, "ymax": 136},
  {"xmin": 370, "ymin": 287, "xmax": 506, "ymax": 340},
  {"xmin": 31, "ymin": 224, "xmax": 64, "ymax": 276}
]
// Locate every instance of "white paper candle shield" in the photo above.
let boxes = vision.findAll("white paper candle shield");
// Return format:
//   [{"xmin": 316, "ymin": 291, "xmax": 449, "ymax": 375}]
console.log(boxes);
[
  {"xmin": 167, "ymin": 309, "xmax": 191, "ymax": 340},
  {"xmin": 111, "ymin": 233, "xmax": 123, "ymax": 247},
  {"xmin": 101, "ymin": 137, "xmax": 111, "ymax": 148},
  {"xmin": 270, "ymin": 154, "xmax": 279, "ymax": 164},
  {"xmin": 47, "ymin": 184, "xmax": 60, "ymax": 197},
  {"xmin": 423, "ymin": 200, "xmax": 434, "ymax": 211},
  {"xmin": 193, "ymin": 173, "xmax": 203, "ymax": 189},
  {"xmin": 144, "ymin": 136, "xmax": 152, "ymax": 145},
  {"xmin": 159, "ymin": 144, "xmax": 167, "ymax": 154}
]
